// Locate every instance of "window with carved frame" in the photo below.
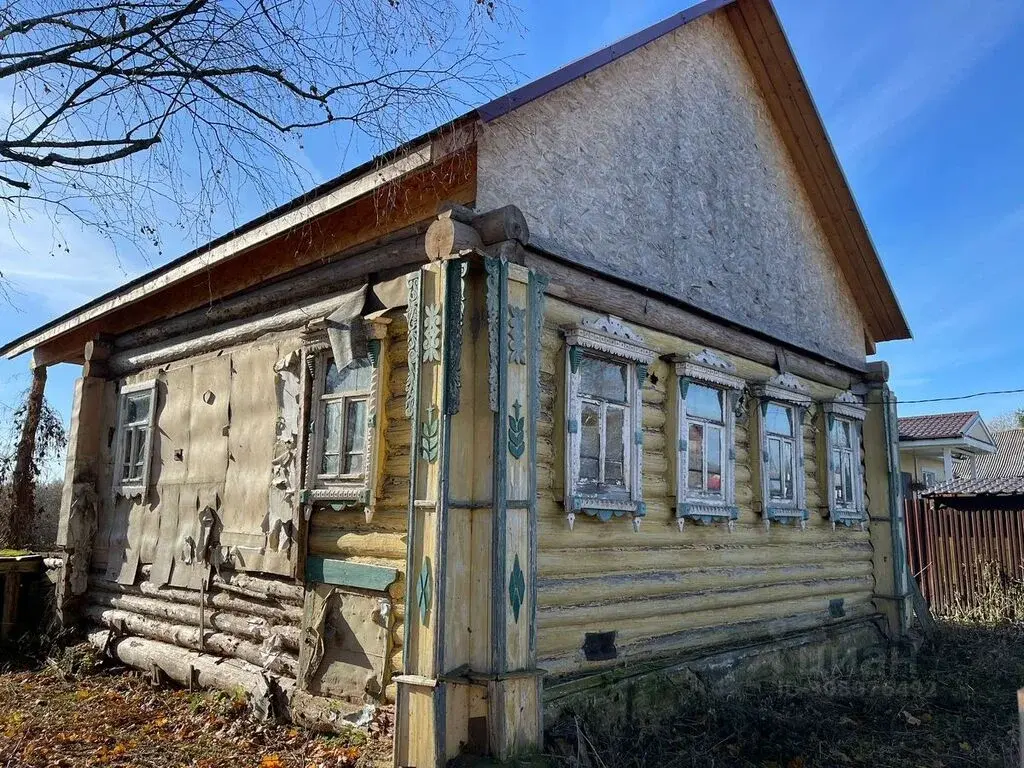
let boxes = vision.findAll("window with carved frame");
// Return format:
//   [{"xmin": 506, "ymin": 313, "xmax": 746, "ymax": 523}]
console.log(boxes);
[
  {"xmin": 673, "ymin": 350, "xmax": 745, "ymax": 531},
  {"xmin": 113, "ymin": 379, "xmax": 159, "ymax": 498},
  {"xmin": 821, "ymin": 392, "xmax": 867, "ymax": 529},
  {"xmin": 752, "ymin": 373, "xmax": 812, "ymax": 529},
  {"xmin": 563, "ymin": 316, "xmax": 655, "ymax": 531},
  {"xmin": 300, "ymin": 316, "xmax": 389, "ymax": 520}
]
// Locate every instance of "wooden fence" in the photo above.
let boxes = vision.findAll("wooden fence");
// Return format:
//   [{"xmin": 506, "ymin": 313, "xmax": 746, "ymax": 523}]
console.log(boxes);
[{"xmin": 904, "ymin": 498, "xmax": 1024, "ymax": 614}]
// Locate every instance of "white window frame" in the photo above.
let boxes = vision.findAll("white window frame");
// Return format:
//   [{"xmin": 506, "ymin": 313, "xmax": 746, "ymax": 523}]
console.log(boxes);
[
  {"xmin": 301, "ymin": 319, "xmax": 389, "ymax": 518},
  {"xmin": 821, "ymin": 391, "xmax": 867, "ymax": 529},
  {"xmin": 921, "ymin": 469, "xmax": 937, "ymax": 489},
  {"xmin": 673, "ymin": 349, "xmax": 745, "ymax": 531},
  {"xmin": 752, "ymin": 373, "xmax": 812, "ymax": 530},
  {"xmin": 311, "ymin": 356, "xmax": 372, "ymax": 486},
  {"xmin": 112, "ymin": 379, "xmax": 158, "ymax": 499},
  {"xmin": 563, "ymin": 315, "xmax": 655, "ymax": 532}
]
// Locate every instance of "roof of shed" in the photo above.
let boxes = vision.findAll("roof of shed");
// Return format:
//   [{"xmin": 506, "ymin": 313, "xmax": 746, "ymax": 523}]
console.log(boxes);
[
  {"xmin": 925, "ymin": 475, "xmax": 1024, "ymax": 497},
  {"xmin": 0, "ymin": 0, "xmax": 911, "ymax": 364},
  {"xmin": 970, "ymin": 429, "xmax": 1024, "ymax": 478},
  {"xmin": 898, "ymin": 412, "xmax": 979, "ymax": 441}
]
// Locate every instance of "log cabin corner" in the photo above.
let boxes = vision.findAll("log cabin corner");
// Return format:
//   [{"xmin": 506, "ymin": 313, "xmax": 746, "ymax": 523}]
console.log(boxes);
[{"xmin": 1, "ymin": 0, "xmax": 913, "ymax": 764}]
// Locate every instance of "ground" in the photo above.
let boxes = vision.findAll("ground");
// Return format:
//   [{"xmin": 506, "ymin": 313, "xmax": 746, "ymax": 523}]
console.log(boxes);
[
  {"xmin": 1, "ymin": 622, "xmax": 1020, "ymax": 767},
  {"xmin": 0, "ymin": 649, "xmax": 392, "ymax": 768}
]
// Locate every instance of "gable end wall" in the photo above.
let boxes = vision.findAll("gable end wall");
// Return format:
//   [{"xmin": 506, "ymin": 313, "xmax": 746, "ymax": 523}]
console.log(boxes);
[{"xmin": 476, "ymin": 12, "xmax": 868, "ymax": 365}]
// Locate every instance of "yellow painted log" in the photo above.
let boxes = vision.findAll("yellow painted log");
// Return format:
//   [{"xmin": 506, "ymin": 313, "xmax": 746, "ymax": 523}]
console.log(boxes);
[{"xmin": 307, "ymin": 530, "xmax": 406, "ymax": 560}]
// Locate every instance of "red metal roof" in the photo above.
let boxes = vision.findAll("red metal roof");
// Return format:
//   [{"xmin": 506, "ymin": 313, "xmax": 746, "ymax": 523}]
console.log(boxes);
[{"xmin": 898, "ymin": 412, "xmax": 978, "ymax": 441}]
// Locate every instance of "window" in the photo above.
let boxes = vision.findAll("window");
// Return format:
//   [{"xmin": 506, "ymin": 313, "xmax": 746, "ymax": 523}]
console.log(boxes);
[
  {"xmin": 752, "ymin": 373, "xmax": 812, "ymax": 529},
  {"xmin": 113, "ymin": 380, "xmax": 158, "ymax": 497},
  {"xmin": 563, "ymin": 315, "xmax": 655, "ymax": 531},
  {"xmin": 578, "ymin": 355, "xmax": 630, "ymax": 495},
  {"xmin": 821, "ymin": 392, "xmax": 867, "ymax": 529},
  {"xmin": 765, "ymin": 403, "xmax": 797, "ymax": 502},
  {"xmin": 674, "ymin": 349, "xmax": 744, "ymax": 530},
  {"xmin": 317, "ymin": 359, "xmax": 372, "ymax": 481},
  {"xmin": 921, "ymin": 470, "xmax": 937, "ymax": 488}
]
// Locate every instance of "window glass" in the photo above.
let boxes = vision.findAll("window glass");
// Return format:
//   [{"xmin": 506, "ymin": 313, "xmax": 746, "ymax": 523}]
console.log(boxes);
[
  {"xmin": 766, "ymin": 403, "xmax": 793, "ymax": 437},
  {"xmin": 580, "ymin": 402, "xmax": 602, "ymax": 483},
  {"xmin": 686, "ymin": 384, "xmax": 724, "ymax": 422},
  {"xmin": 321, "ymin": 400, "xmax": 342, "ymax": 475},
  {"xmin": 688, "ymin": 422, "xmax": 704, "ymax": 490},
  {"xmin": 706, "ymin": 425, "xmax": 722, "ymax": 493},
  {"xmin": 342, "ymin": 399, "xmax": 367, "ymax": 475},
  {"xmin": 125, "ymin": 392, "xmax": 151, "ymax": 425},
  {"xmin": 842, "ymin": 453, "xmax": 854, "ymax": 504},
  {"xmin": 781, "ymin": 440, "xmax": 794, "ymax": 500},
  {"xmin": 830, "ymin": 418, "xmax": 851, "ymax": 449},
  {"xmin": 325, "ymin": 359, "xmax": 372, "ymax": 395},
  {"xmin": 768, "ymin": 438, "xmax": 782, "ymax": 498},
  {"xmin": 605, "ymin": 406, "xmax": 625, "ymax": 485},
  {"xmin": 579, "ymin": 356, "xmax": 627, "ymax": 403}
]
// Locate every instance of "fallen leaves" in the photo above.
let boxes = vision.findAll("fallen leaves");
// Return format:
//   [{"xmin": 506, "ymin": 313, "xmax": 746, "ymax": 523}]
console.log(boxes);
[{"xmin": 0, "ymin": 653, "xmax": 391, "ymax": 768}]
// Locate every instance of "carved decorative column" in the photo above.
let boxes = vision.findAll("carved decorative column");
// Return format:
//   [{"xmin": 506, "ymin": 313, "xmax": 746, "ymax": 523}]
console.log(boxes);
[
  {"xmin": 395, "ymin": 207, "xmax": 545, "ymax": 766},
  {"xmin": 55, "ymin": 340, "xmax": 111, "ymax": 628}
]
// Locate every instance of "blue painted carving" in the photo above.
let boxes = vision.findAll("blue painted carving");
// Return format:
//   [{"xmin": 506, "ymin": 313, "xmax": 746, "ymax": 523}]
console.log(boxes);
[
  {"xmin": 677, "ymin": 502, "xmax": 740, "ymax": 526},
  {"xmin": 484, "ymin": 257, "xmax": 501, "ymax": 412},
  {"xmin": 635, "ymin": 430, "xmax": 644, "ymax": 446},
  {"xmin": 367, "ymin": 338, "xmax": 381, "ymax": 368},
  {"xmin": 417, "ymin": 557, "xmax": 433, "ymax": 625},
  {"xmin": 508, "ymin": 553, "xmax": 526, "ymax": 623},
  {"xmin": 508, "ymin": 304, "xmax": 527, "ymax": 365},
  {"xmin": 679, "ymin": 377, "xmax": 690, "ymax": 401},
  {"xmin": 420, "ymin": 406, "xmax": 440, "ymax": 463},
  {"xmin": 508, "ymin": 400, "xmax": 525, "ymax": 459},
  {"xmin": 635, "ymin": 501, "xmax": 647, "ymax": 518},
  {"xmin": 567, "ymin": 418, "xmax": 578, "ymax": 435},
  {"xmin": 422, "ymin": 303, "xmax": 442, "ymax": 363},
  {"xmin": 636, "ymin": 362, "xmax": 648, "ymax": 388}
]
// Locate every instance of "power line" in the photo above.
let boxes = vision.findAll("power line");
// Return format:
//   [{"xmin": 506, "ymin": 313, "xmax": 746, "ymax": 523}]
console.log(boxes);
[{"xmin": 899, "ymin": 388, "xmax": 1024, "ymax": 404}]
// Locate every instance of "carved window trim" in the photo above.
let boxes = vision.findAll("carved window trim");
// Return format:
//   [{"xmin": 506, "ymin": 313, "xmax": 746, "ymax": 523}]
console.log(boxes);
[
  {"xmin": 821, "ymin": 391, "xmax": 868, "ymax": 529},
  {"xmin": 673, "ymin": 350, "xmax": 745, "ymax": 531},
  {"xmin": 563, "ymin": 315, "xmax": 655, "ymax": 531},
  {"xmin": 751, "ymin": 373, "xmax": 813, "ymax": 529},
  {"xmin": 301, "ymin": 320, "xmax": 388, "ymax": 516},
  {"xmin": 112, "ymin": 379, "xmax": 158, "ymax": 499}
]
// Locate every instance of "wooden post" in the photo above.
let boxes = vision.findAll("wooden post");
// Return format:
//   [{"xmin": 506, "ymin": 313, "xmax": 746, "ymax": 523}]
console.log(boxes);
[
  {"xmin": 862, "ymin": 375, "xmax": 912, "ymax": 638},
  {"xmin": 395, "ymin": 215, "xmax": 544, "ymax": 766},
  {"xmin": 4, "ymin": 363, "xmax": 47, "ymax": 550},
  {"xmin": 55, "ymin": 340, "xmax": 111, "ymax": 628}
]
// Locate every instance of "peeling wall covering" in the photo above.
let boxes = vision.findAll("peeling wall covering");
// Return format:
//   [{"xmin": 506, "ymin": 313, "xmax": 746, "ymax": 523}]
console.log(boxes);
[
  {"xmin": 476, "ymin": 12, "xmax": 868, "ymax": 364},
  {"xmin": 535, "ymin": 298, "xmax": 875, "ymax": 676}
]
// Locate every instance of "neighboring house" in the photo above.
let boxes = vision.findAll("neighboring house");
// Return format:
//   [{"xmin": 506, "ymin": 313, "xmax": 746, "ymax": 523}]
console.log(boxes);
[
  {"xmin": 898, "ymin": 411, "xmax": 996, "ymax": 492},
  {"xmin": 0, "ymin": 2, "xmax": 914, "ymax": 765}
]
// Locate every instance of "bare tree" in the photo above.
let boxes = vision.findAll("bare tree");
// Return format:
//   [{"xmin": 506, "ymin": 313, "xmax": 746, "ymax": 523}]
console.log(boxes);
[
  {"xmin": 0, "ymin": 0, "xmax": 512, "ymax": 258},
  {"xmin": 986, "ymin": 409, "xmax": 1024, "ymax": 433}
]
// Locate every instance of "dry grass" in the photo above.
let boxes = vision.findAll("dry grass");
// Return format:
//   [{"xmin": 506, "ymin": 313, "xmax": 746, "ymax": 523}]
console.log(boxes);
[{"xmin": 542, "ymin": 622, "xmax": 1024, "ymax": 768}]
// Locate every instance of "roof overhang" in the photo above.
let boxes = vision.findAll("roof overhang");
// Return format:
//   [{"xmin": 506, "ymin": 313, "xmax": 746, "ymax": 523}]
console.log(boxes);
[
  {"xmin": 898, "ymin": 435, "xmax": 998, "ymax": 456},
  {"xmin": 2, "ymin": 0, "xmax": 910, "ymax": 365}
]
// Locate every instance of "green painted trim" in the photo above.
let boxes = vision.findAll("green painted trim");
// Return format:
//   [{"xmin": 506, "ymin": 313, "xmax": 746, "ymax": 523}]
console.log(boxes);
[{"xmin": 305, "ymin": 556, "xmax": 398, "ymax": 591}]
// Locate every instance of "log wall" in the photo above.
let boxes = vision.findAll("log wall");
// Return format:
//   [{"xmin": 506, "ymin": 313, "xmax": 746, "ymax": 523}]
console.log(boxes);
[
  {"xmin": 535, "ymin": 298, "xmax": 877, "ymax": 676},
  {"xmin": 306, "ymin": 315, "xmax": 410, "ymax": 701}
]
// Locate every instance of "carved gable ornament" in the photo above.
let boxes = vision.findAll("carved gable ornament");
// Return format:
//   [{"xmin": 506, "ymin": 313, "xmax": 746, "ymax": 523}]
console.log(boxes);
[
  {"xmin": 750, "ymin": 371, "xmax": 812, "ymax": 407},
  {"xmin": 562, "ymin": 314, "xmax": 655, "ymax": 366},
  {"xmin": 822, "ymin": 390, "xmax": 868, "ymax": 422}
]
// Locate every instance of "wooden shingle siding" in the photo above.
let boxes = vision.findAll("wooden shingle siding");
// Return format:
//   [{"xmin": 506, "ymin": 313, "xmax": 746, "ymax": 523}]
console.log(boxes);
[{"xmin": 535, "ymin": 298, "xmax": 874, "ymax": 676}]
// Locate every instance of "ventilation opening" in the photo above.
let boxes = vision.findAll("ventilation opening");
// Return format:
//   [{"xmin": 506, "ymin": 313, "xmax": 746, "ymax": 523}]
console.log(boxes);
[{"xmin": 583, "ymin": 631, "xmax": 617, "ymax": 661}]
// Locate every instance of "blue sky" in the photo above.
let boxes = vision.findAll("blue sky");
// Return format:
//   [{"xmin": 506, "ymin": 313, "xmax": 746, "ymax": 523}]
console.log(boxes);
[{"xmin": 2, "ymin": 0, "xmax": 1024, "ymax": 441}]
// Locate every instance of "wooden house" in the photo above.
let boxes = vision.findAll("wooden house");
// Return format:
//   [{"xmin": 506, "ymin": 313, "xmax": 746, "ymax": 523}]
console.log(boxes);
[{"xmin": 1, "ymin": 0, "xmax": 914, "ymax": 764}]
